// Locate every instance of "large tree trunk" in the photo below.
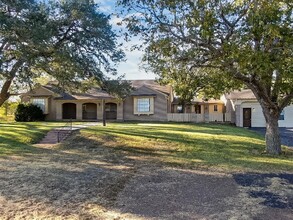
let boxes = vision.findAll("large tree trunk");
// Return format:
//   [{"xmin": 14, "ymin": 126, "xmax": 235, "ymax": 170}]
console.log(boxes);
[
  {"xmin": 0, "ymin": 79, "xmax": 13, "ymax": 107},
  {"xmin": 247, "ymin": 84, "xmax": 283, "ymax": 155},
  {"xmin": 262, "ymin": 109, "xmax": 282, "ymax": 155},
  {"xmin": 0, "ymin": 60, "xmax": 24, "ymax": 107}
]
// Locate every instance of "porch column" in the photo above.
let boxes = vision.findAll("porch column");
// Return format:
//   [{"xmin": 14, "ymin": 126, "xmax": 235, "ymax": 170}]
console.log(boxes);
[
  {"xmin": 76, "ymin": 102, "xmax": 82, "ymax": 120},
  {"xmin": 97, "ymin": 101, "xmax": 103, "ymax": 120},
  {"xmin": 204, "ymin": 103, "xmax": 209, "ymax": 122},
  {"xmin": 117, "ymin": 101, "xmax": 123, "ymax": 120},
  {"xmin": 56, "ymin": 101, "xmax": 62, "ymax": 120},
  {"xmin": 102, "ymin": 99, "xmax": 106, "ymax": 126}
]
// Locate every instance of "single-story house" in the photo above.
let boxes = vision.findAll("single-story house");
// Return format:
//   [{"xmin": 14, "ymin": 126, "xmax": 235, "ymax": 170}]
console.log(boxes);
[
  {"xmin": 222, "ymin": 89, "xmax": 293, "ymax": 127},
  {"xmin": 22, "ymin": 80, "xmax": 228, "ymax": 122},
  {"xmin": 22, "ymin": 80, "xmax": 173, "ymax": 121}
]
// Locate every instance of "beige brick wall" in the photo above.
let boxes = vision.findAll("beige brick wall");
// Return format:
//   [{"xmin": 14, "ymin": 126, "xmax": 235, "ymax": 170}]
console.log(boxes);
[
  {"xmin": 22, "ymin": 87, "xmax": 57, "ymax": 120},
  {"xmin": 123, "ymin": 87, "xmax": 169, "ymax": 121},
  {"xmin": 55, "ymin": 99, "xmax": 121, "ymax": 121}
]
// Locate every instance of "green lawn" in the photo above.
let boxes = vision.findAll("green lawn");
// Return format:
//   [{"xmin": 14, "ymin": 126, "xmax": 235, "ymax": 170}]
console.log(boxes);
[
  {"xmin": 0, "ymin": 121, "xmax": 292, "ymax": 172},
  {"xmin": 81, "ymin": 122, "xmax": 293, "ymax": 173},
  {"xmin": 0, "ymin": 122, "xmax": 70, "ymax": 155}
]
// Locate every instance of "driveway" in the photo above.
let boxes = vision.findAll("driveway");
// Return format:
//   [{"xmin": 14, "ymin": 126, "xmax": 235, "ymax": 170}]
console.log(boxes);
[
  {"xmin": 0, "ymin": 131, "xmax": 292, "ymax": 219},
  {"xmin": 250, "ymin": 127, "xmax": 293, "ymax": 147}
]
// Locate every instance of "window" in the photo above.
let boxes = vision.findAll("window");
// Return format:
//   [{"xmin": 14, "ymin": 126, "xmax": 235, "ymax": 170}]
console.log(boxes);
[
  {"xmin": 31, "ymin": 98, "xmax": 46, "ymax": 113},
  {"xmin": 214, "ymin": 105, "xmax": 218, "ymax": 112},
  {"xmin": 279, "ymin": 110, "xmax": 285, "ymax": 120},
  {"xmin": 134, "ymin": 97, "xmax": 154, "ymax": 115},
  {"xmin": 177, "ymin": 105, "xmax": 183, "ymax": 113},
  {"xmin": 137, "ymin": 98, "xmax": 150, "ymax": 112}
]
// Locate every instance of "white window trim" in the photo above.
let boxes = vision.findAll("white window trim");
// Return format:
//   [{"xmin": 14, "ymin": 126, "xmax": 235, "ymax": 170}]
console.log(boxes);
[
  {"xmin": 30, "ymin": 97, "xmax": 49, "ymax": 114},
  {"xmin": 133, "ymin": 96, "xmax": 154, "ymax": 115}
]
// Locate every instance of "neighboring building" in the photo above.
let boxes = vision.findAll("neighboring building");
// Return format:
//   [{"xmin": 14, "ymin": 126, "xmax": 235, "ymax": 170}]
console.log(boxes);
[
  {"xmin": 222, "ymin": 89, "xmax": 293, "ymax": 128},
  {"xmin": 170, "ymin": 97, "xmax": 225, "ymax": 122},
  {"xmin": 22, "ymin": 80, "xmax": 173, "ymax": 121},
  {"xmin": 171, "ymin": 97, "xmax": 224, "ymax": 114}
]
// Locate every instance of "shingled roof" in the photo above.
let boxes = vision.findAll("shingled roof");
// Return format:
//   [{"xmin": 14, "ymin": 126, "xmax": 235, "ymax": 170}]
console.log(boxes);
[
  {"xmin": 55, "ymin": 88, "xmax": 114, "ymax": 100},
  {"xmin": 226, "ymin": 89, "xmax": 256, "ymax": 100},
  {"xmin": 130, "ymin": 80, "xmax": 171, "ymax": 95},
  {"xmin": 40, "ymin": 80, "xmax": 171, "ymax": 100}
]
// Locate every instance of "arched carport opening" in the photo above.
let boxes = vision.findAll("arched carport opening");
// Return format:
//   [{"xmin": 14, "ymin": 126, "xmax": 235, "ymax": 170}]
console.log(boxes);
[
  {"xmin": 105, "ymin": 102, "xmax": 117, "ymax": 120},
  {"xmin": 62, "ymin": 103, "xmax": 76, "ymax": 119},
  {"xmin": 82, "ymin": 103, "xmax": 97, "ymax": 120}
]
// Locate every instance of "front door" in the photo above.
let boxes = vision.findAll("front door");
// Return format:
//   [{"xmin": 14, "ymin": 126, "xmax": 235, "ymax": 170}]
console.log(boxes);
[{"xmin": 243, "ymin": 108, "xmax": 251, "ymax": 127}]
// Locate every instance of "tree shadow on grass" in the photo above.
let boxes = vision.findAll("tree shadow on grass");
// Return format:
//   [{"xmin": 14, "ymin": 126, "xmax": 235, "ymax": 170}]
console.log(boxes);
[
  {"xmin": 84, "ymin": 124, "xmax": 293, "ymax": 172},
  {"xmin": 0, "ymin": 136, "xmax": 38, "ymax": 155},
  {"xmin": 0, "ymin": 122, "xmax": 66, "ymax": 156}
]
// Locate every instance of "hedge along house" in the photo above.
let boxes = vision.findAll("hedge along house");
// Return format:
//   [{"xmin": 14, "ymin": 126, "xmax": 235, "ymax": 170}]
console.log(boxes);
[
  {"xmin": 21, "ymin": 80, "xmax": 173, "ymax": 121},
  {"xmin": 222, "ymin": 89, "xmax": 293, "ymax": 128}
]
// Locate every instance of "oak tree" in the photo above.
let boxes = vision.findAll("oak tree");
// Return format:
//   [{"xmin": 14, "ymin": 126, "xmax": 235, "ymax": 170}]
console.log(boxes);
[
  {"xmin": 119, "ymin": 0, "xmax": 293, "ymax": 155},
  {"xmin": 0, "ymin": 0, "xmax": 124, "ymax": 106}
]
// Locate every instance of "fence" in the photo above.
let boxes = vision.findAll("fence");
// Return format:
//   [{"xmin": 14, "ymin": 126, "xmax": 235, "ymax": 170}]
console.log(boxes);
[
  {"xmin": 167, "ymin": 113, "xmax": 203, "ymax": 122},
  {"xmin": 167, "ymin": 113, "xmax": 232, "ymax": 123}
]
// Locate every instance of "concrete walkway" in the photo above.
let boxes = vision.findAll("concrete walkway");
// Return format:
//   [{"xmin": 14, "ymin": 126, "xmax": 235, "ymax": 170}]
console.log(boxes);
[{"xmin": 37, "ymin": 122, "xmax": 100, "ymax": 145}]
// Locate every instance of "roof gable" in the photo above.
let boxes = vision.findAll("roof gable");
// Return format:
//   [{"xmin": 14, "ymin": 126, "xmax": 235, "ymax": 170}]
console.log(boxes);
[
  {"xmin": 131, "ymin": 85, "xmax": 163, "ymax": 96},
  {"xmin": 129, "ymin": 80, "xmax": 171, "ymax": 95},
  {"xmin": 24, "ymin": 85, "xmax": 59, "ymax": 97}
]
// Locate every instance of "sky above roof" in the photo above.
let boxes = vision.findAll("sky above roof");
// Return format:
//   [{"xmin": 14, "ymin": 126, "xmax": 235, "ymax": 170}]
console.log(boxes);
[{"xmin": 96, "ymin": 0, "xmax": 156, "ymax": 80}]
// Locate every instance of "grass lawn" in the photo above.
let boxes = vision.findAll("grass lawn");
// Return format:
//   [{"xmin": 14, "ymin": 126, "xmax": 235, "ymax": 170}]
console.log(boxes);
[
  {"xmin": 0, "ymin": 121, "xmax": 292, "ymax": 172},
  {"xmin": 0, "ymin": 122, "xmax": 292, "ymax": 219},
  {"xmin": 0, "ymin": 121, "xmax": 75, "ymax": 155},
  {"xmin": 81, "ymin": 122, "xmax": 293, "ymax": 173}
]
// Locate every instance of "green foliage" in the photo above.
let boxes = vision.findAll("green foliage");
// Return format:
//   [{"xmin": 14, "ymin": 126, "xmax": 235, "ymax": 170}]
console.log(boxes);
[
  {"xmin": 14, "ymin": 103, "xmax": 45, "ymax": 122},
  {"xmin": 119, "ymin": 0, "xmax": 293, "ymax": 154},
  {"xmin": 103, "ymin": 78, "xmax": 133, "ymax": 99},
  {"xmin": 119, "ymin": 0, "xmax": 293, "ymax": 107},
  {"xmin": 0, "ymin": 0, "xmax": 125, "ymax": 105},
  {"xmin": 0, "ymin": 101, "xmax": 18, "ymax": 121}
]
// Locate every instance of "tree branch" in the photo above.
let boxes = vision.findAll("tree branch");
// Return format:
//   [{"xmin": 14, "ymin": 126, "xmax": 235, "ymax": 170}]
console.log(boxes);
[{"xmin": 279, "ymin": 91, "xmax": 293, "ymax": 110}]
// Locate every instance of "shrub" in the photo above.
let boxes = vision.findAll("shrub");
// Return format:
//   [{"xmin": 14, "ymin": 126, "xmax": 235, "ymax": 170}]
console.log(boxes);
[{"xmin": 14, "ymin": 103, "xmax": 45, "ymax": 122}]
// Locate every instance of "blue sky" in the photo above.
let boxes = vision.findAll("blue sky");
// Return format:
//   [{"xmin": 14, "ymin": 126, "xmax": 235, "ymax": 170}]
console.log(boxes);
[{"xmin": 96, "ymin": 0, "xmax": 156, "ymax": 80}]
